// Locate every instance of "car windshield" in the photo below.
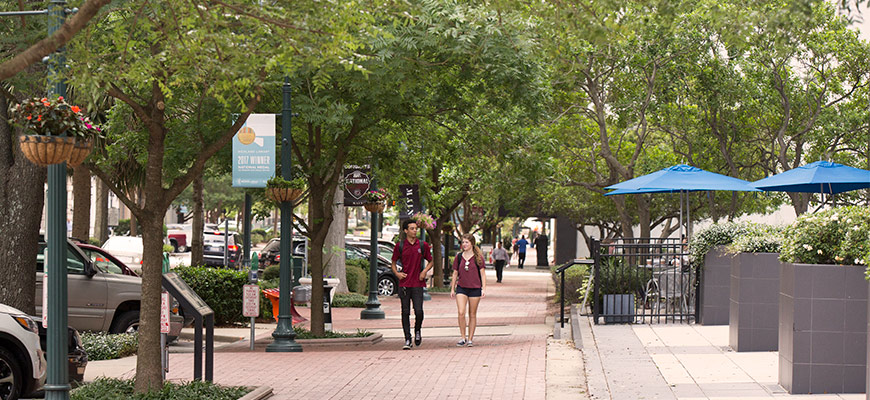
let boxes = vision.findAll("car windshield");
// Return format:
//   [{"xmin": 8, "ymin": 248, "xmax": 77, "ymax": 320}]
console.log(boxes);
[{"xmin": 81, "ymin": 248, "xmax": 126, "ymax": 274}]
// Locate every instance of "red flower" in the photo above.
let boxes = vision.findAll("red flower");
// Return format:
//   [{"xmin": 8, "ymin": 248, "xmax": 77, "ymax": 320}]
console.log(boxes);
[
  {"xmin": 37, "ymin": 115, "xmax": 42, "ymax": 122},
  {"xmin": 25, "ymin": 115, "xmax": 31, "ymax": 120},
  {"xmin": 70, "ymin": 106, "xmax": 81, "ymax": 113}
]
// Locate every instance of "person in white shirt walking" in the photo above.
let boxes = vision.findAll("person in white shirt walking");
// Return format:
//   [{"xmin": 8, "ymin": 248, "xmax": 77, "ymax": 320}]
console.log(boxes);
[{"xmin": 491, "ymin": 241, "xmax": 509, "ymax": 283}]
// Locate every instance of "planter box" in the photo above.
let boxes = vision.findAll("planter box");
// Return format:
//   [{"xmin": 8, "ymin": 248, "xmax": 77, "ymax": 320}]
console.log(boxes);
[
  {"xmin": 729, "ymin": 252, "xmax": 780, "ymax": 352},
  {"xmin": 603, "ymin": 294, "xmax": 634, "ymax": 324},
  {"xmin": 700, "ymin": 246, "xmax": 730, "ymax": 325},
  {"xmin": 778, "ymin": 263, "xmax": 867, "ymax": 394}
]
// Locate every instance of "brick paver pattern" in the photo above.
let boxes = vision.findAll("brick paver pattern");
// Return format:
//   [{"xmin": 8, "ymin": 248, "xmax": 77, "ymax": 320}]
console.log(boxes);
[{"xmin": 165, "ymin": 268, "xmax": 553, "ymax": 400}]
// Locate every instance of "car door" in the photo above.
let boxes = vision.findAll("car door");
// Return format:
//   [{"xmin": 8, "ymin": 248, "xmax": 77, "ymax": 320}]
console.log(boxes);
[{"xmin": 35, "ymin": 242, "xmax": 109, "ymax": 332}]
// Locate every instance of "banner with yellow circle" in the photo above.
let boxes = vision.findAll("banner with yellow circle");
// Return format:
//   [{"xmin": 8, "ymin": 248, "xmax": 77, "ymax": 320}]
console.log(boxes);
[{"xmin": 232, "ymin": 114, "xmax": 275, "ymax": 188}]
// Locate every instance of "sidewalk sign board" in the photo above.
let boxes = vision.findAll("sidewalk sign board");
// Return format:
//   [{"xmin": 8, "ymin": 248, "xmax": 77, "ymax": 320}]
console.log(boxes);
[{"xmin": 243, "ymin": 284, "xmax": 260, "ymax": 317}]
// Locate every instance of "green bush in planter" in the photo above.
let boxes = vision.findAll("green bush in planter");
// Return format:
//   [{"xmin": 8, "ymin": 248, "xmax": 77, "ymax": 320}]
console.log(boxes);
[
  {"xmin": 71, "ymin": 378, "xmax": 250, "ymax": 400},
  {"xmin": 781, "ymin": 206, "xmax": 870, "ymax": 266},
  {"xmin": 80, "ymin": 332, "xmax": 138, "ymax": 361},
  {"xmin": 728, "ymin": 224, "xmax": 785, "ymax": 254},
  {"xmin": 262, "ymin": 264, "xmax": 280, "ymax": 281},
  {"xmin": 689, "ymin": 222, "xmax": 758, "ymax": 264},
  {"xmin": 173, "ymin": 266, "xmax": 247, "ymax": 325},
  {"xmin": 331, "ymin": 292, "xmax": 368, "ymax": 307}
]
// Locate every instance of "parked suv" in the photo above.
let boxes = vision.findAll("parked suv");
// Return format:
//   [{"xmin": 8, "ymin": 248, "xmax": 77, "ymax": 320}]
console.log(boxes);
[
  {"xmin": 0, "ymin": 303, "xmax": 45, "ymax": 400},
  {"xmin": 202, "ymin": 230, "xmax": 241, "ymax": 268}
]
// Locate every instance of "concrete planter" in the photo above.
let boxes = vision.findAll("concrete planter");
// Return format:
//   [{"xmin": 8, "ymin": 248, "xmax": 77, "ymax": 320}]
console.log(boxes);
[
  {"xmin": 700, "ymin": 246, "xmax": 730, "ymax": 325},
  {"xmin": 729, "ymin": 252, "xmax": 780, "ymax": 352},
  {"xmin": 778, "ymin": 262, "xmax": 867, "ymax": 394}
]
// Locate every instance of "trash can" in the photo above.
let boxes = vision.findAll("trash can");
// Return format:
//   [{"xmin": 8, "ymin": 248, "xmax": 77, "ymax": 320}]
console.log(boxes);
[{"xmin": 292, "ymin": 285, "xmax": 311, "ymax": 303}]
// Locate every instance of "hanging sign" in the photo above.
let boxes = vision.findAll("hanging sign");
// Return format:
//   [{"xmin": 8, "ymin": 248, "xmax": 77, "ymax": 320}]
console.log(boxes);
[
  {"xmin": 242, "ymin": 285, "xmax": 260, "ymax": 317},
  {"xmin": 160, "ymin": 292, "xmax": 171, "ymax": 334},
  {"xmin": 343, "ymin": 164, "xmax": 371, "ymax": 206},
  {"xmin": 398, "ymin": 184, "xmax": 420, "ymax": 219},
  {"xmin": 232, "ymin": 113, "xmax": 276, "ymax": 188}
]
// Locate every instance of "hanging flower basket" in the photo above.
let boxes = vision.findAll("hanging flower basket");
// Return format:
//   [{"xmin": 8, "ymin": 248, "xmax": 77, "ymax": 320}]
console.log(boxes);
[
  {"xmin": 364, "ymin": 202, "xmax": 386, "ymax": 213},
  {"xmin": 66, "ymin": 140, "xmax": 93, "ymax": 167},
  {"xmin": 441, "ymin": 222, "xmax": 455, "ymax": 234},
  {"xmin": 18, "ymin": 135, "xmax": 75, "ymax": 166},
  {"xmin": 267, "ymin": 187, "xmax": 303, "ymax": 203}
]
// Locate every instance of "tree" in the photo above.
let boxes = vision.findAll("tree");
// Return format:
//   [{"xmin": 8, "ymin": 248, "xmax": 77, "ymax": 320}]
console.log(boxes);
[{"xmin": 65, "ymin": 1, "xmax": 365, "ymax": 391}]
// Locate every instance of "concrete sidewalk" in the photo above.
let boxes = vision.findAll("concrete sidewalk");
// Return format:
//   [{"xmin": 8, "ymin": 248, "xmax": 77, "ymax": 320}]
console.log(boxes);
[
  {"xmin": 84, "ymin": 269, "xmax": 589, "ymax": 400},
  {"xmin": 575, "ymin": 309, "xmax": 865, "ymax": 399}
]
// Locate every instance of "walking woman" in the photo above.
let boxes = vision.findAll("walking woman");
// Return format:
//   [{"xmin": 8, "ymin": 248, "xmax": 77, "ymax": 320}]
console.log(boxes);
[{"xmin": 451, "ymin": 234, "xmax": 487, "ymax": 347}]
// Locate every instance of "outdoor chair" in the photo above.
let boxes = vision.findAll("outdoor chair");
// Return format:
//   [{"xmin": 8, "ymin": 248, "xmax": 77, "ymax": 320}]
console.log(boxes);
[{"xmin": 645, "ymin": 268, "xmax": 690, "ymax": 317}]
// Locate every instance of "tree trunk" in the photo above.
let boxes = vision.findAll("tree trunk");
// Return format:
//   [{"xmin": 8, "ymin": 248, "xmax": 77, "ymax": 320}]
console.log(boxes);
[
  {"xmin": 94, "ymin": 177, "xmax": 109, "ymax": 245},
  {"xmin": 429, "ymin": 230, "xmax": 443, "ymax": 288},
  {"xmin": 307, "ymin": 183, "xmax": 330, "ymax": 336},
  {"xmin": 788, "ymin": 192, "xmax": 810, "ymax": 216},
  {"xmin": 0, "ymin": 97, "xmax": 44, "ymax": 314},
  {"xmin": 191, "ymin": 174, "xmax": 204, "ymax": 267},
  {"xmin": 72, "ymin": 166, "xmax": 91, "ymax": 240},
  {"xmin": 136, "ymin": 210, "xmax": 164, "ymax": 392},
  {"xmin": 324, "ymin": 185, "xmax": 347, "ymax": 293}
]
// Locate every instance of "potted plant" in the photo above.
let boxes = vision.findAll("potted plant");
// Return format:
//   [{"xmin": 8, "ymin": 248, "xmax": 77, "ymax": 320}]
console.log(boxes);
[
  {"xmin": 362, "ymin": 188, "xmax": 389, "ymax": 213},
  {"xmin": 265, "ymin": 176, "xmax": 305, "ymax": 203},
  {"xmin": 441, "ymin": 221, "xmax": 455, "ymax": 234},
  {"xmin": 9, "ymin": 96, "xmax": 101, "ymax": 166},
  {"xmin": 411, "ymin": 212, "xmax": 436, "ymax": 230},
  {"xmin": 777, "ymin": 206, "xmax": 870, "ymax": 394}
]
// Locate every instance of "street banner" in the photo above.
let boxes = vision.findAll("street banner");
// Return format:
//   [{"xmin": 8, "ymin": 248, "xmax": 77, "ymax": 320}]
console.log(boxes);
[
  {"xmin": 232, "ymin": 113, "xmax": 276, "ymax": 188},
  {"xmin": 343, "ymin": 164, "xmax": 371, "ymax": 206},
  {"xmin": 242, "ymin": 285, "xmax": 260, "ymax": 317},
  {"xmin": 398, "ymin": 184, "xmax": 420, "ymax": 219},
  {"xmin": 160, "ymin": 292, "xmax": 171, "ymax": 334}
]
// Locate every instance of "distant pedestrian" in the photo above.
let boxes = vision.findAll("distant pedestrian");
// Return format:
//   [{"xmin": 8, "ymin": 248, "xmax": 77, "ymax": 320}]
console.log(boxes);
[
  {"xmin": 491, "ymin": 242, "xmax": 509, "ymax": 283},
  {"xmin": 391, "ymin": 219, "xmax": 433, "ymax": 350},
  {"xmin": 515, "ymin": 235, "xmax": 529, "ymax": 269},
  {"xmin": 451, "ymin": 234, "xmax": 487, "ymax": 347}
]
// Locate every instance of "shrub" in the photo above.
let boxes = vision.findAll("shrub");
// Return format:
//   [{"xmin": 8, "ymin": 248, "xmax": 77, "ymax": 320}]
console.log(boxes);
[
  {"xmin": 346, "ymin": 257, "xmax": 370, "ymax": 273},
  {"xmin": 689, "ymin": 222, "xmax": 757, "ymax": 264},
  {"xmin": 173, "ymin": 266, "xmax": 248, "ymax": 325},
  {"xmin": 251, "ymin": 228, "xmax": 268, "ymax": 237},
  {"xmin": 331, "ymin": 292, "xmax": 367, "ymax": 308},
  {"xmin": 550, "ymin": 264, "xmax": 591, "ymax": 305},
  {"xmin": 88, "ymin": 237, "xmax": 101, "ymax": 246},
  {"xmin": 250, "ymin": 233, "xmax": 264, "ymax": 245},
  {"xmin": 262, "ymin": 264, "xmax": 280, "ymax": 281},
  {"xmin": 344, "ymin": 264, "xmax": 367, "ymax": 294},
  {"xmin": 728, "ymin": 225, "xmax": 785, "ymax": 254},
  {"xmin": 80, "ymin": 332, "xmax": 138, "ymax": 361},
  {"xmin": 292, "ymin": 325, "xmax": 373, "ymax": 339},
  {"xmin": 781, "ymin": 206, "xmax": 870, "ymax": 266},
  {"xmin": 71, "ymin": 378, "xmax": 251, "ymax": 400}
]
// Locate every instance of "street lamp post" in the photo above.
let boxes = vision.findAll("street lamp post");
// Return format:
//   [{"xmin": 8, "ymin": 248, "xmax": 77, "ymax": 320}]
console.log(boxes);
[
  {"xmin": 360, "ymin": 164, "xmax": 384, "ymax": 319},
  {"xmin": 266, "ymin": 77, "xmax": 302, "ymax": 352}
]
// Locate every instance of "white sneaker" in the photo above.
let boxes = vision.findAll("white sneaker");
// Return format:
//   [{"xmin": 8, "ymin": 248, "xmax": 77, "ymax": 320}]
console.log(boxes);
[
  {"xmin": 466, "ymin": 340, "xmax": 474, "ymax": 347},
  {"xmin": 457, "ymin": 339, "xmax": 467, "ymax": 346}
]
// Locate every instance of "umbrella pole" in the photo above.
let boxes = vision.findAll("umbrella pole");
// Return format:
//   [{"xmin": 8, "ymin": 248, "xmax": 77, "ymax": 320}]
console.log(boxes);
[
  {"xmin": 679, "ymin": 191, "xmax": 684, "ymax": 240},
  {"xmin": 687, "ymin": 191, "xmax": 692, "ymax": 238}
]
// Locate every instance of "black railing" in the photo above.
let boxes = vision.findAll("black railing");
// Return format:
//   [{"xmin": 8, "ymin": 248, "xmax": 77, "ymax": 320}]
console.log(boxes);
[
  {"xmin": 591, "ymin": 238, "xmax": 698, "ymax": 324},
  {"xmin": 556, "ymin": 259, "xmax": 595, "ymax": 328}
]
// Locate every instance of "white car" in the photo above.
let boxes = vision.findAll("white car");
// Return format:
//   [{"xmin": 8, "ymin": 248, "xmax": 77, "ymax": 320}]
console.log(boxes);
[
  {"xmin": 0, "ymin": 303, "xmax": 45, "ymax": 400},
  {"xmin": 101, "ymin": 236, "xmax": 144, "ymax": 273}
]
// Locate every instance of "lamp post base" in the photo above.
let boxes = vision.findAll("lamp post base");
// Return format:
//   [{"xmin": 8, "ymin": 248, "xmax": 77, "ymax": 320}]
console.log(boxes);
[
  {"xmin": 265, "ymin": 320, "xmax": 302, "ymax": 352},
  {"xmin": 360, "ymin": 304, "xmax": 385, "ymax": 319}
]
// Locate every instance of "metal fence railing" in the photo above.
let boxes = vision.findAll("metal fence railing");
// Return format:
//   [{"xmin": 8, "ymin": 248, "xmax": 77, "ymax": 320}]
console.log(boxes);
[{"xmin": 591, "ymin": 238, "xmax": 698, "ymax": 324}]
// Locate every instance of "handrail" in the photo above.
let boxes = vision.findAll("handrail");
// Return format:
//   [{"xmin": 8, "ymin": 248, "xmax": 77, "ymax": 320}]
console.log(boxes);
[{"xmin": 557, "ymin": 259, "xmax": 594, "ymax": 328}]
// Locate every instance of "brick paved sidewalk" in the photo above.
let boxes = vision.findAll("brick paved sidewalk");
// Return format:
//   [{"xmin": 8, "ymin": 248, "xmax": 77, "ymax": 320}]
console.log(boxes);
[{"xmin": 164, "ymin": 269, "xmax": 556, "ymax": 400}]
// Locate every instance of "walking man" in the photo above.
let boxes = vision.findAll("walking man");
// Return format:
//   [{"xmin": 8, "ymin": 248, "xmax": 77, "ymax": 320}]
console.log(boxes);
[
  {"xmin": 391, "ymin": 219, "xmax": 433, "ymax": 350},
  {"xmin": 491, "ymin": 241, "xmax": 509, "ymax": 283},
  {"xmin": 515, "ymin": 235, "xmax": 529, "ymax": 269}
]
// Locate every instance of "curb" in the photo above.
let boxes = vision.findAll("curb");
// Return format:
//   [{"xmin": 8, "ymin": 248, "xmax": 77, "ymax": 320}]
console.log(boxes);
[
  {"xmin": 296, "ymin": 332, "xmax": 383, "ymax": 347},
  {"xmin": 239, "ymin": 386, "xmax": 272, "ymax": 400},
  {"xmin": 570, "ymin": 304, "xmax": 582, "ymax": 348}
]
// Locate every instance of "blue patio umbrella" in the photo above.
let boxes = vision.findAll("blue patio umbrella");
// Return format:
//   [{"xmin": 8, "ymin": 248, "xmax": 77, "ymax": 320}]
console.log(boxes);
[
  {"xmin": 603, "ymin": 164, "xmax": 760, "ymax": 238},
  {"xmin": 750, "ymin": 161, "xmax": 870, "ymax": 194}
]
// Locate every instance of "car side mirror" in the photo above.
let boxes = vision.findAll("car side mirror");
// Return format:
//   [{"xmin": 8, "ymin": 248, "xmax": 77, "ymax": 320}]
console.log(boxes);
[{"xmin": 84, "ymin": 260, "xmax": 98, "ymax": 277}]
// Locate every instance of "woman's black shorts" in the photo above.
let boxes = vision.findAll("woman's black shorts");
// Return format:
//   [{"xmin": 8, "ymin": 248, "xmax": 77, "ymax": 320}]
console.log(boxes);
[{"xmin": 456, "ymin": 285, "xmax": 482, "ymax": 298}]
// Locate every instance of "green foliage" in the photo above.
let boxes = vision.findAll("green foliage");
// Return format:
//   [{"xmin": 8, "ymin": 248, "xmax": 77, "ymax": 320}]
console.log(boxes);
[
  {"xmin": 596, "ymin": 257, "xmax": 650, "ymax": 299},
  {"xmin": 331, "ymin": 292, "xmax": 367, "ymax": 308},
  {"xmin": 689, "ymin": 222, "xmax": 757, "ymax": 263},
  {"xmin": 162, "ymin": 244, "xmax": 174, "ymax": 253},
  {"xmin": 88, "ymin": 237, "xmax": 101, "ymax": 246},
  {"xmin": 292, "ymin": 325, "xmax": 373, "ymax": 339},
  {"xmin": 251, "ymin": 228, "xmax": 268, "ymax": 237},
  {"xmin": 79, "ymin": 332, "xmax": 138, "ymax": 361},
  {"xmin": 262, "ymin": 265, "xmax": 281, "ymax": 281},
  {"xmin": 266, "ymin": 176, "xmax": 306, "ymax": 190},
  {"xmin": 250, "ymin": 233, "xmax": 265, "ymax": 245},
  {"xmin": 728, "ymin": 225, "xmax": 785, "ymax": 254},
  {"xmin": 172, "ymin": 266, "xmax": 248, "ymax": 325},
  {"xmin": 70, "ymin": 378, "xmax": 250, "ymax": 400},
  {"xmin": 344, "ymin": 264, "xmax": 368, "ymax": 295},
  {"xmin": 551, "ymin": 264, "xmax": 590, "ymax": 305},
  {"xmin": 781, "ymin": 206, "xmax": 870, "ymax": 266},
  {"xmin": 8, "ymin": 96, "xmax": 102, "ymax": 139}
]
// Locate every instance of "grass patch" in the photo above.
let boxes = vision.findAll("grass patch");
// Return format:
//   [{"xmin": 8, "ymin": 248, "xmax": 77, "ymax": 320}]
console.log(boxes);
[
  {"xmin": 80, "ymin": 332, "xmax": 138, "ymax": 361},
  {"xmin": 331, "ymin": 292, "xmax": 367, "ymax": 307},
  {"xmin": 293, "ymin": 325, "xmax": 373, "ymax": 339},
  {"xmin": 71, "ymin": 378, "xmax": 251, "ymax": 399}
]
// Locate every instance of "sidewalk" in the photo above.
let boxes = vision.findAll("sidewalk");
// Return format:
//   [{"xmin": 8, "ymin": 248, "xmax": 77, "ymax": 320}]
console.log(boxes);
[
  {"xmin": 576, "ymin": 310, "xmax": 865, "ymax": 399},
  {"xmin": 84, "ymin": 268, "xmax": 587, "ymax": 400}
]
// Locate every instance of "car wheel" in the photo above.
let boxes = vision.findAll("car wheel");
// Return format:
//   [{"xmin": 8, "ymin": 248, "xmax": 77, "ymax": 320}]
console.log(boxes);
[
  {"xmin": 377, "ymin": 276, "xmax": 397, "ymax": 296},
  {"xmin": 0, "ymin": 347, "xmax": 22, "ymax": 400},
  {"xmin": 110, "ymin": 310, "xmax": 140, "ymax": 334}
]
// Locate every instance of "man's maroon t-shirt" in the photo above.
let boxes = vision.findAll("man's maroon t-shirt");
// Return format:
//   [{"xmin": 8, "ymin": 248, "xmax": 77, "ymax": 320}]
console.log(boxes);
[
  {"xmin": 392, "ymin": 239, "xmax": 432, "ymax": 288},
  {"xmin": 453, "ymin": 254, "xmax": 484, "ymax": 289}
]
